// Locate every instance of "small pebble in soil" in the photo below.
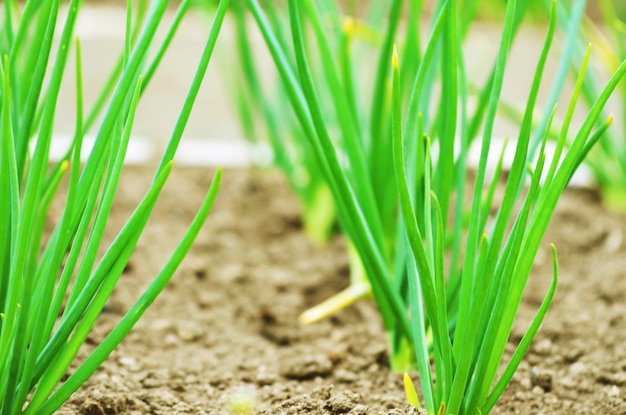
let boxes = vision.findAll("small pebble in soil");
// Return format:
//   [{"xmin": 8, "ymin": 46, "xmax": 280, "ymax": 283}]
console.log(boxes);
[
  {"xmin": 532, "ymin": 338, "xmax": 553, "ymax": 356},
  {"xmin": 281, "ymin": 355, "xmax": 334, "ymax": 380},
  {"xmin": 118, "ymin": 356, "xmax": 141, "ymax": 372},
  {"xmin": 606, "ymin": 385, "xmax": 620, "ymax": 398},
  {"xmin": 603, "ymin": 228, "xmax": 623, "ymax": 254},
  {"xmin": 164, "ymin": 333, "xmax": 180, "ymax": 346},
  {"xmin": 335, "ymin": 368, "xmax": 359, "ymax": 383},
  {"xmin": 325, "ymin": 390, "xmax": 361, "ymax": 412},
  {"xmin": 255, "ymin": 368, "xmax": 277, "ymax": 386},
  {"xmin": 568, "ymin": 361, "xmax": 588, "ymax": 376},
  {"xmin": 327, "ymin": 346, "xmax": 347, "ymax": 365},
  {"xmin": 530, "ymin": 366, "xmax": 554, "ymax": 392},
  {"xmin": 531, "ymin": 385, "xmax": 545, "ymax": 395},
  {"xmin": 176, "ymin": 321, "xmax": 204, "ymax": 342}
]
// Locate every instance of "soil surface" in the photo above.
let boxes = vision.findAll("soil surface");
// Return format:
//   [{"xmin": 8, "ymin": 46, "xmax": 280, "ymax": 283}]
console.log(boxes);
[{"xmin": 51, "ymin": 165, "xmax": 626, "ymax": 414}]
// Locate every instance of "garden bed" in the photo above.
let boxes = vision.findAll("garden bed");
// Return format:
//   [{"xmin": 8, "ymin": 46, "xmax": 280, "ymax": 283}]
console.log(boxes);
[{"xmin": 54, "ymin": 165, "xmax": 626, "ymax": 414}]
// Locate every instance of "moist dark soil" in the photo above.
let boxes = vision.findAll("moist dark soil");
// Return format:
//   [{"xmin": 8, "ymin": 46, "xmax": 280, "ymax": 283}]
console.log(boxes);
[{"xmin": 52, "ymin": 165, "xmax": 626, "ymax": 414}]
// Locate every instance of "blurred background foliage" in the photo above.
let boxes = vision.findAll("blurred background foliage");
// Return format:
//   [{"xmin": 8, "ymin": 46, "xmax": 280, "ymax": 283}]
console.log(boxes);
[{"xmin": 186, "ymin": 0, "xmax": 626, "ymax": 23}]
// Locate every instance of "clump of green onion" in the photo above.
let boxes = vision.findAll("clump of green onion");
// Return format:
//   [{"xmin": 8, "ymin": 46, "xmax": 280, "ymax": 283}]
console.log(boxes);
[
  {"xmin": 243, "ymin": 0, "xmax": 626, "ymax": 411},
  {"xmin": 0, "ymin": 0, "xmax": 229, "ymax": 413},
  {"xmin": 240, "ymin": 0, "xmax": 562, "ymax": 369},
  {"xmin": 393, "ymin": 0, "xmax": 624, "ymax": 409},
  {"xmin": 232, "ymin": 0, "xmax": 562, "ymax": 333}
]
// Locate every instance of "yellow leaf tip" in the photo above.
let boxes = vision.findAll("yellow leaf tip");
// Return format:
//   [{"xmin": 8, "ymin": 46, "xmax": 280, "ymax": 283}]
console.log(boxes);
[
  {"xmin": 403, "ymin": 372, "xmax": 412, "ymax": 385},
  {"xmin": 607, "ymin": 113, "xmax": 614, "ymax": 125},
  {"xmin": 403, "ymin": 372, "xmax": 420, "ymax": 408},
  {"xmin": 392, "ymin": 44, "xmax": 399, "ymax": 69},
  {"xmin": 342, "ymin": 16, "xmax": 355, "ymax": 35}
]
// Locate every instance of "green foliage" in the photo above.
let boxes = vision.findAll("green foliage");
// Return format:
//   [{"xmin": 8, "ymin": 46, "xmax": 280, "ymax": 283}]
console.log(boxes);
[
  {"xmin": 239, "ymin": 0, "xmax": 544, "ymax": 358},
  {"xmin": 226, "ymin": 0, "xmax": 558, "ymax": 330},
  {"xmin": 502, "ymin": 0, "xmax": 626, "ymax": 211},
  {"xmin": 559, "ymin": 0, "xmax": 626, "ymax": 211},
  {"xmin": 0, "ymin": 1, "xmax": 229, "ymax": 413},
  {"xmin": 240, "ymin": 0, "xmax": 626, "ymax": 412},
  {"xmin": 220, "ymin": 0, "xmax": 337, "ymax": 246},
  {"xmin": 393, "ymin": 1, "xmax": 625, "ymax": 411}
]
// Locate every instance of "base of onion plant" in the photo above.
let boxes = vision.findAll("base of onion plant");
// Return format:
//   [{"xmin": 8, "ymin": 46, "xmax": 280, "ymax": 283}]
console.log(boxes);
[
  {"xmin": 198, "ymin": 0, "xmax": 338, "ymax": 247},
  {"xmin": 299, "ymin": 241, "xmax": 370, "ymax": 325},
  {"xmin": 0, "ymin": 0, "xmax": 229, "ymax": 414}
]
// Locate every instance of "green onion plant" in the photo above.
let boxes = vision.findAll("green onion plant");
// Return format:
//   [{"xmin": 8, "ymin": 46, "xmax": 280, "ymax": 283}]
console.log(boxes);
[
  {"xmin": 242, "ymin": 0, "xmax": 626, "ymax": 412},
  {"xmin": 393, "ymin": 2, "xmax": 624, "ymax": 410},
  {"xmin": 0, "ymin": 0, "xmax": 229, "ymax": 413},
  {"xmin": 240, "ymin": 0, "xmax": 549, "ymax": 360},
  {"xmin": 227, "ymin": 0, "xmax": 567, "ymax": 329}
]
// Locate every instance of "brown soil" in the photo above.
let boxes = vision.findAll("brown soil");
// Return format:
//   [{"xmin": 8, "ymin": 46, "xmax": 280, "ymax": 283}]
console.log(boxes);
[{"xmin": 52, "ymin": 165, "xmax": 626, "ymax": 415}]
